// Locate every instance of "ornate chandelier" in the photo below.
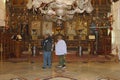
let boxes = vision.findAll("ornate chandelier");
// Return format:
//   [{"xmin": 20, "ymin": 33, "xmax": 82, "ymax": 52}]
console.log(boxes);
[{"xmin": 27, "ymin": 0, "xmax": 93, "ymax": 26}]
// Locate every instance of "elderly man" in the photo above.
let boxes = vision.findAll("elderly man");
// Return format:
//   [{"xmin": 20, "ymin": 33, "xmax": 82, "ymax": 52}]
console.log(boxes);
[{"xmin": 41, "ymin": 34, "xmax": 52, "ymax": 69}]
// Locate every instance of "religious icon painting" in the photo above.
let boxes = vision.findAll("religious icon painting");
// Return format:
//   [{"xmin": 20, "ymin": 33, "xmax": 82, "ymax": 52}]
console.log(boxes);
[{"xmin": 42, "ymin": 21, "xmax": 53, "ymax": 36}]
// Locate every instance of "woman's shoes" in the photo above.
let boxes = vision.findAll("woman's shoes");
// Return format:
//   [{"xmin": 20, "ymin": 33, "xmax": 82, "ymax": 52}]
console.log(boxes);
[
  {"xmin": 57, "ymin": 65, "xmax": 66, "ymax": 69},
  {"xmin": 62, "ymin": 65, "xmax": 66, "ymax": 69}
]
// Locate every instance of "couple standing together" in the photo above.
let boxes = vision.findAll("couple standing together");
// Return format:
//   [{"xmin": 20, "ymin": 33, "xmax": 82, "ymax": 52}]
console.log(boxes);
[{"xmin": 41, "ymin": 34, "xmax": 67, "ymax": 69}]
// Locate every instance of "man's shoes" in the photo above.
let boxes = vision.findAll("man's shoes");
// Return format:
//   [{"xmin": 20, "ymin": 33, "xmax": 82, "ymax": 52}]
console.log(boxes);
[
  {"xmin": 42, "ymin": 67, "xmax": 46, "ymax": 69},
  {"xmin": 42, "ymin": 66, "xmax": 52, "ymax": 69},
  {"xmin": 62, "ymin": 65, "xmax": 66, "ymax": 69}
]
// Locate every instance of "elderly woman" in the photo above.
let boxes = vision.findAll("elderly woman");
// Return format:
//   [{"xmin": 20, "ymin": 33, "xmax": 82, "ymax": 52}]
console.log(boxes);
[{"xmin": 55, "ymin": 35, "xmax": 67, "ymax": 68}]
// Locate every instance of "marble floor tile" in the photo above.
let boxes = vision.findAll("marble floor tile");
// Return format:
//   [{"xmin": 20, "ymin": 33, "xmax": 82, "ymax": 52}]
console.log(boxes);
[{"xmin": 0, "ymin": 61, "xmax": 120, "ymax": 80}]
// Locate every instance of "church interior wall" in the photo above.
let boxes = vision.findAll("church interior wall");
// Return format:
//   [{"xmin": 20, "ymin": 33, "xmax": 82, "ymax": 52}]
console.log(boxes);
[
  {"xmin": 0, "ymin": 0, "xmax": 5, "ymax": 27},
  {"xmin": 111, "ymin": 1, "xmax": 120, "ymax": 55},
  {"xmin": 0, "ymin": 0, "xmax": 116, "ymax": 59}
]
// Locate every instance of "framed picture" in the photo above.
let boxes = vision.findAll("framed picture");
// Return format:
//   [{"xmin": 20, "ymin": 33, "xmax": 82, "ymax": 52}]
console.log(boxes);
[
  {"xmin": 42, "ymin": 21, "xmax": 53, "ymax": 36},
  {"xmin": 31, "ymin": 21, "xmax": 41, "ymax": 40}
]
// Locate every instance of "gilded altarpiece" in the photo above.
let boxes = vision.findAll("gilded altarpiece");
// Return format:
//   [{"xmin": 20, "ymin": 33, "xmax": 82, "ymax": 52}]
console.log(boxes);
[
  {"xmin": 66, "ymin": 21, "xmax": 77, "ymax": 40},
  {"xmin": 66, "ymin": 17, "xmax": 89, "ymax": 41},
  {"xmin": 76, "ymin": 17, "xmax": 89, "ymax": 40}
]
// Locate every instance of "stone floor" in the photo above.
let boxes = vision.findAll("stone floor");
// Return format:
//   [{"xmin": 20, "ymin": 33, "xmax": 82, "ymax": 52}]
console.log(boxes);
[{"xmin": 0, "ymin": 60, "xmax": 120, "ymax": 80}]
